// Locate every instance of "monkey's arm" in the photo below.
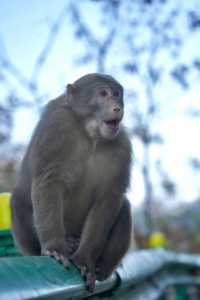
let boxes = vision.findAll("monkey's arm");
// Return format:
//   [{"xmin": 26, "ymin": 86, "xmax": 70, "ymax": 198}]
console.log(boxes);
[
  {"xmin": 31, "ymin": 177, "xmax": 70, "ymax": 264},
  {"xmin": 30, "ymin": 103, "xmax": 76, "ymax": 264}
]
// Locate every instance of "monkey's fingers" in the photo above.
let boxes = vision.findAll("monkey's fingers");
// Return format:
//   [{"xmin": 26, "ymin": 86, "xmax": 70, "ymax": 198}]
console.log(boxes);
[
  {"xmin": 70, "ymin": 257, "xmax": 86, "ymax": 277},
  {"xmin": 55, "ymin": 253, "xmax": 70, "ymax": 268},
  {"xmin": 43, "ymin": 249, "xmax": 70, "ymax": 268},
  {"xmin": 85, "ymin": 272, "xmax": 96, "ymax": 293},
  {"xmin": 78, "ymin": 265, "xmax": 96, "ymax": 292}
]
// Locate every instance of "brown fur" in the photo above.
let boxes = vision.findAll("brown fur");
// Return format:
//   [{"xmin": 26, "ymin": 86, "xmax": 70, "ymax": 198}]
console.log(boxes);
[{"xmin": 11, "ymin": 73, "xmax": 132, "ymax": 291}]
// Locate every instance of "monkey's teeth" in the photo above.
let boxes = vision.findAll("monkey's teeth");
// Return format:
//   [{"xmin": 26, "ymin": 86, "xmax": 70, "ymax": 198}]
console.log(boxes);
[
  {"xmin": 104, "ymin": 120, "xmax": 120, "ymax": 131},
  {"xmin": 105, "ymin": 120, "xmax": 119, "ymax": 126}
]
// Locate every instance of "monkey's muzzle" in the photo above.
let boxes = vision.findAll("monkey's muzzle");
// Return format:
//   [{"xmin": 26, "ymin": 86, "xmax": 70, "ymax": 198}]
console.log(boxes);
[{"xmin": 104, "ymin": 119, "xmax": 120, "ymax": 132}]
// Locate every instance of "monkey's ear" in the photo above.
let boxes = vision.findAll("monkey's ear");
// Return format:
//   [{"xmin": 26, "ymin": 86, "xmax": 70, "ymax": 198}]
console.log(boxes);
[{"xmin": 66, "ymin": 84, "xmax": 76, "ymax": 96}]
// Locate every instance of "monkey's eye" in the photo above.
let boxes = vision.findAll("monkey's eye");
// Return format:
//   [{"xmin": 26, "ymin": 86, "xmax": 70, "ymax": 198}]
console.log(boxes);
[
  {"xmin": 100, "ymin": 90, "xmax": 108, "ymax": 97},
  {"xmin": 113, "ymin": 90, "xmax": 120, "ymax": 97}
]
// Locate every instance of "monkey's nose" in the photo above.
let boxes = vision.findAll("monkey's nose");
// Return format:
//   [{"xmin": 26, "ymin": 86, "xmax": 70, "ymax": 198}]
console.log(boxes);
[{"xmin": 113, "ymin": 107, "xmax": 121, "ymax": 113}]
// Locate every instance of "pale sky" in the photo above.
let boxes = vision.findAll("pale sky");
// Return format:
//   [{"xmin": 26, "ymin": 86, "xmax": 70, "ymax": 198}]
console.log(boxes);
[{"xmin": 0, "ymin": 0, "xmax": 199, "ymax": 206}]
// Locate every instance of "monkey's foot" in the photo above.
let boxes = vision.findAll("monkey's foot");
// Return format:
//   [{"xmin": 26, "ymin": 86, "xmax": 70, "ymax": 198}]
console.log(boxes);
[
  {"xmin": 71, "ymin": 255, "xmax": 96, "ymax": 292},
  {"xmin": 43, "ymin": 249, "xmax": 70, "ymax": 268},
  {"xmin": 78, "ymin": 265, "xmax": 96, "ymax": 292},
  {"xmin": 95, "ymin": 266, "xmax": 108, "ymax": 281}
]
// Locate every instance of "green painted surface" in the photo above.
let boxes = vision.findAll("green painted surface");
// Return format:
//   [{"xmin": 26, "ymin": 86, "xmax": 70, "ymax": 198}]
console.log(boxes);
[
  {"xmin": 0, "ymin": 229, "xmax": 19, "ymax": 257},
  {"xmin": 175, "ymin": 286, "xmax": 188, "ymax": 300},
  {"xmin": 1, "ymin": 234, "xmax": 200, "ymax": 300},
  {"xmin": 0, "ymin": 230, "xmax": 117, "ymax": 300},
  {"xmin": 0, "ymin": 256, "xmax": 84, "ymax": 300}
]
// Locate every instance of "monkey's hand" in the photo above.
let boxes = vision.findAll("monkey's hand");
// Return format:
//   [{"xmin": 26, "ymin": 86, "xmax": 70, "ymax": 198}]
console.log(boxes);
[
  {"xmin": 42, "ymin": 237, "xmax": 80, "ymax": 267},
  {"xmin": 42, "ymin": 245, "xmax": 71, "ymax": 268},
  {"xmin": 70, "ymin": 252, "xmax": 96, "ymax": 292}
]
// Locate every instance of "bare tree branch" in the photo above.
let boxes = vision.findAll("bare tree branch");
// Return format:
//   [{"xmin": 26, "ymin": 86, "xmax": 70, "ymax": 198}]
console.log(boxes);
[{"xmin": 31, "ymin": 5, "xmax": 69, "ymax": 83}]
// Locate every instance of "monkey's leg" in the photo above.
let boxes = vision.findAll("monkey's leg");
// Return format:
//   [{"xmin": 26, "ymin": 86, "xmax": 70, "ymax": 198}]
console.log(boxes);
[
  {"xmin": 32, "ymin": 179, "xmax": 70, "ymax": 266},
  {"xmin": 71, "ymin": 196, "xmax": 123, "ymax": 291},
  {"xmin": 95, "ymin": 199, "xmax": 132, "ymax": 281},
  {"xmin": 11, "ymin": 188, "xmax": 41, "ymax": 255}
]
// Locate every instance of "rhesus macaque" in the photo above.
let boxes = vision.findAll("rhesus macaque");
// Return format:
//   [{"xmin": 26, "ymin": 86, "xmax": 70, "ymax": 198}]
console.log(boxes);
[{"xmin": 11, "ymin": 73, "xmax": 132, "ymax": 291}]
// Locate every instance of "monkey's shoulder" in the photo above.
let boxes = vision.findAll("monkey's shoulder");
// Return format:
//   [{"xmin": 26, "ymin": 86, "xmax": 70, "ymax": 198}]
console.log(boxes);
[
  {"xmin": 43, "ymin": 96, "xmax": 77, "ymax": 128},
  {"xmin": 28, "ymin": 97, "xmax": 82, "ymax": 168},
  {"xmin": 33, "ymin": 97, "xmax": 79, "ymax": 142}
]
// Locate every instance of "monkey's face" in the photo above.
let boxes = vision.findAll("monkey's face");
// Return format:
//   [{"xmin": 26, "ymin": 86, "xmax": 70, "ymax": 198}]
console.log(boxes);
[
  {"xmin": 67, "ymin": 74, "xmax": 124, "ymax": 140},
  {"xmin": 94, "ymin": 86, "xmax": 124, "ymax": 140}
]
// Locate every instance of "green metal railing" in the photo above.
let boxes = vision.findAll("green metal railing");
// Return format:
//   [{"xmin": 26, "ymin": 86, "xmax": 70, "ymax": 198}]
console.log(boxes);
[
  {"xmin": 1, "ymin": 230, "xmax": 200, "ymax": 300},
  {"xmin": 0, "ymin": 230, "xmax": 19, "ymax": 257}
]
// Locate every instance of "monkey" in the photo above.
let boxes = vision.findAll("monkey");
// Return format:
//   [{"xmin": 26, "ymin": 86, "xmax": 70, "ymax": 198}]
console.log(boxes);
[{"xmin": 10, "ymin": 73, "xmax": 132, "ymax": 292}]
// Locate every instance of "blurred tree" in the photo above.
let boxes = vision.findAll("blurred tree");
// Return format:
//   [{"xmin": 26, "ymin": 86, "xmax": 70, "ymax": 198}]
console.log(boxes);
[
  {"xmin": 69, "ymin": 1, "xmax": 118, "ymax": 72},
  {"xmin": 68, "ymin": 0, "xmax": 200, "ymax": 234},
  {"xmin": 0, "ymin": 0, "xmax": 199, "ymax": 238},
  {"xmin": 0, "ymin": 5, "xmax": 69, "ymax": 191}
]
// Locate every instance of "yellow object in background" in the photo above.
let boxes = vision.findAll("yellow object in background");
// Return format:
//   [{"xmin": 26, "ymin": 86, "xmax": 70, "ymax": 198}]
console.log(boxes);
[
  {"xmin": 0, "ymin": 193, "xmax": 11, "ymax": 230},
  {"xmin": 149, "ymin": 231, "xmax": 167, "ymax": 248}
]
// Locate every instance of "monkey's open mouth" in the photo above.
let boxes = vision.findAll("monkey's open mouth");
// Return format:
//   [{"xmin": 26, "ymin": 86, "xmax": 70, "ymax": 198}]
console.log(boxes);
[{"xmin": 104, "ymin": 119, "xmax": 120, "ymax": 129}]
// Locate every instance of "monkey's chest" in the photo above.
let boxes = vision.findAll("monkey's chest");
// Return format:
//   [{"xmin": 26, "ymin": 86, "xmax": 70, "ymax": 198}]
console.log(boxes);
[
  {"xmin": 63, "ymin": 152, "xmax": 118, "ymax": 234},
  {"xmin": 86, "ymin": 154, "xmax": 115, "ymax": 186},
  {"xmin": 77, "ymin": 151, "xmax": 119, "ymax": 203},
  {"xmin": 69, "ymin": 147, "xmax": 118, "ymax": 189}
]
